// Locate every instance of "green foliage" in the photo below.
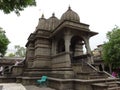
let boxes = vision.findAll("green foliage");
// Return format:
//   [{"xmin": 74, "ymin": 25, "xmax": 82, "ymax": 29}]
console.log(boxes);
[
  {"xmin": 0, "ymin": 0, "xmax": 36, "ymax": 16},
  {"xmin": 8, "ymin": 45, "xmax": 26, "ymax": 57},
  {"xmin": 8, "ymin": 53, "xmax": 15, "ymax": 57},
  {"xmin": 0, "ymin": 27, "xmax": 10, "ymax": 56},
  {"xmin": 102, "ymin": 26, "xmax": 120, "ymax": 69},
  {"xmin": 14, "ymin": 45, "xmax": 26, "ymax": 57}
]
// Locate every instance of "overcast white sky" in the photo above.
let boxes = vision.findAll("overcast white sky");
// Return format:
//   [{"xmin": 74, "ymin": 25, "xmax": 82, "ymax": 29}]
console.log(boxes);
[{"xmin": 0, "ymin": 0, "xmax": 120, "ymax": 53}]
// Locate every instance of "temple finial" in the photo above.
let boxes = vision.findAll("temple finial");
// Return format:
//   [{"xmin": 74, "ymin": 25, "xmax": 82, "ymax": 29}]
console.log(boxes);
[
  {"xmin": 68, "ymin": 5, "xmax": 71, "ymax": 10},
  {"xmin": 52, "ymin": 13, "xmax": 55, "ymax": 17},
  {"xmin": 41, "ymin": 14, "xmax": 44, "ymax": 18}
]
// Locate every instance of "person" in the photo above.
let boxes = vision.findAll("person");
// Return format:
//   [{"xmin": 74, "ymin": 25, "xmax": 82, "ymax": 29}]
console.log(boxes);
[{"xmin": 112, "ymin": 71, "xmax": 117, "ymax": 78}]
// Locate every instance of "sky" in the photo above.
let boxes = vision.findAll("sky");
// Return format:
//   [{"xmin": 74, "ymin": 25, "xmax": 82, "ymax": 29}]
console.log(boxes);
[{"xmin": 0, "ymin": 0, "xmax": 120, "ymax": 53}]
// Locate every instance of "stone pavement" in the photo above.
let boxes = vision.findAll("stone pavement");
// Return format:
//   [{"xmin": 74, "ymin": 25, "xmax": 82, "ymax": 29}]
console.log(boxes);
[
  {"xmin": 0, "ymin": 83, "xmax": 55, "ymax": 90},
  {"xmin": 0, "ymin": 83, "xmax": 26, "ymax": 90},
  {"xmin": 25, "ymin": 85, "xmax": 56, "ymax": 90}
]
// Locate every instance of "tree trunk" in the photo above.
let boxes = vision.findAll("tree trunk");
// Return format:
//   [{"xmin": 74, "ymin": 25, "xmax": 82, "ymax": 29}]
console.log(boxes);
[{"xmin": 109, "ymin": 64, "xmax": 112, "ymax": 74}]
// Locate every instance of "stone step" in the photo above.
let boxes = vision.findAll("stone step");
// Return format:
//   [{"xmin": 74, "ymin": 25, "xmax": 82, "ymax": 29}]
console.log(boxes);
[
  {"xmin": 92, "ymin": 81, "xmax": 120, "ymax": 90},
  {"xmin": 90, "ymin": 73, "xmax": 105, "ymax": 77},
  {"xmin": 108, "ymin": 87, "xmax": 120, "ymax": 90},
  {"xmin": 89, "ymin": 75, "xmax": 106, "ymax": 79},
  {"xmin": 25, "ymin": 68, "xmax": 51, "ymax": 71},
  {"xmin": 23, "ymin": 71, "xmax": 47, "ymax": 77},
  {"xmin": 0, "ymin": 76, "xmax": 16, "ymax": 83},
  {"xmin": 23, "ymin": 68, "xmax": 51, "ymax": 77},
  {"xmin": 106, "ymin": 81, "xmax": 119, "ymax": 84},
  {"xmin": 76, "ymin": 72, "xmax": 106, "ymax": 79},
  {"xmin": 108, "ymin": 83, "xmax": 118, "ymax": 88}
]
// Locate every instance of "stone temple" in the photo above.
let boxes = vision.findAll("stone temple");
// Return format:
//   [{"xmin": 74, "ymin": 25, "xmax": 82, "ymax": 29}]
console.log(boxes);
[
  {"xmin": 25, "ymin": 6, "xmax": 98, "ymax": 78},
  {"xmin": 0, "ymin": 7, "xmax": 120, "ymax": 90}
]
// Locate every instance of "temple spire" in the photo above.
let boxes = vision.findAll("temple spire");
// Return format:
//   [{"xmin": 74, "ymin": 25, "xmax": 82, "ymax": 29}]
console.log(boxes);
[
  {"xmin": 41, "ymin": 14, "xmax": 44, "ymax": 18},
  {"xmin": 52, "ymin": 13, "xmax": 55, "ymax": 17},
  {"xmin": 68, "ymin": 5, "xmax": 71, "ymax": 10}
]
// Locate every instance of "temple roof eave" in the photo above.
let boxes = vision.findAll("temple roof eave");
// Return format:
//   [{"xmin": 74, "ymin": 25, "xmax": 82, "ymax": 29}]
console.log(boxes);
[
  {"xmin": 27, "ymin": 33, "xmax": 36, "ymax": 41},
  {"xmin": 50, "ymin": 20, "xmax": 98, "ymax": 38},
  {"xmin": 25, "ymin": 33, "xmax": 36, "ymax": 47}
]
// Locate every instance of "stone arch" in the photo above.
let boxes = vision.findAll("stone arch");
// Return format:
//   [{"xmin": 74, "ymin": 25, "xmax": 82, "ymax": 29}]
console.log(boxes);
[
  {"xmin": 70, "ymin": 36, "xmax": 85, "ymax": 57},
  {"xmin": 56, "ymin": 38, "xmax": 65, "ymax": 53}
]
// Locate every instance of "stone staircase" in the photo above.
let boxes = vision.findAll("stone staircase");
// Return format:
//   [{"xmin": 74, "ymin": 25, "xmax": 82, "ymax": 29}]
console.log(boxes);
[
  {"xmin": 92, "ymin": 81, "xmax": 120, "ymax": 90},
  {"xmin": 89, "ymin": 71, "xmax": 106, "ymax": 79},
  {"xmin": 107, "ymin": 81, "xmax": 120, "ymax": 90},
  {"xmin": 73, "ymin": 60, "xmax": 109, "ymax": 79},
  {"xmin": 76, "ymin": 71, "xmax": 107, "ymax": 79}
]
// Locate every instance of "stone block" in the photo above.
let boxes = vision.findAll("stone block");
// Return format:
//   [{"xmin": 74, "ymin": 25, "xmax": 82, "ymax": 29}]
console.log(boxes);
[
  {"xmin": 32, "ymin": 60, "xmax": 51, "ymax": 68},
  {"xmin": 12, "ymin": 66, "xmax": 23, "ymax": 76}
]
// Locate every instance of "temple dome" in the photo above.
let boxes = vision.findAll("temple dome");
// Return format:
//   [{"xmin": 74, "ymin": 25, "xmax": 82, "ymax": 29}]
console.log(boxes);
[
  {"xmin": 36, "ymin": 14, "xmax": 48, "ymax": 30},
  {"xmin": 61, "ymin": 7, "xmax": 80, "ymax": 22},
  {"xmin": 48, "ymin": 13, "xmax": 59, "ymax": 30}
]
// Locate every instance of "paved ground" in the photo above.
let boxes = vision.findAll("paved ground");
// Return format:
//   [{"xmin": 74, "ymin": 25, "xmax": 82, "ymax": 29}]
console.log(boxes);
[
  {"xmin": 25, "ymin": 85, "xmax": 55, "ymax": 90},
  {"xmin": 0, "ymin": 83, "xmax": 55, "ymax": 90},
  {"xmin": 0, "ymin": 83, "xmax": 26, "ymax": 90}
]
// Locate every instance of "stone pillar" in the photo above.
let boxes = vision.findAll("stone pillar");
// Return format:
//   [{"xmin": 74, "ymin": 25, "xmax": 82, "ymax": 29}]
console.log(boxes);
[
  {"xmin": 51, "ymin": 39, "xmax": 54, "ymax": 55},
  {"xmin": 51, "ymin": 38, "xmax": 57, "ymax": 55},
  {"xmin": 64, "ymin": 32, "xmax": 71, "ymax": 66},
  {"xmin": 84, "ymin": 38, "xmax": 94, "ymax": 64},
  {"xmin": 64, "ymin": 32, "xmax": 71, "ymax": 52},
  {"xmin": 74, "ymin": 40, "xmax": 84, "ymax": 56},
  {"xmin": 84, "ymin": 39, "xmax": 91, "ymax": 54},
  {"xmin": 54, "ymin": 40, "xmax": 57, "ymax": 55},
  {"xmin": 58, "ymin": 31, "xmax": 73, "ymax": 78}
]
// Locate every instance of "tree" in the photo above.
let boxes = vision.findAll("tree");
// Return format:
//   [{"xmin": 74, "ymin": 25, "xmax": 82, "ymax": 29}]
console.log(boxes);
[
  {"xmin": 14, "ymin": 45, "xmax": 26, "ymax": 57},
  {"xmin": 8, "ymin": 45, "xmax": 26, "ymax": 57},
  {"xmin": 0, "ymin": 0, "xmax": 36, "ymax": 16},
  {"xmin": 0, "ymin": 27, "xmax": 10, "ymax": 56},
  {"xmin": 8, "ymin": 53, "xmax": 15, "ymax": 57},
  {"xmin": 102, "ymin": 26, "xmax": 120, "ymax": 72}
]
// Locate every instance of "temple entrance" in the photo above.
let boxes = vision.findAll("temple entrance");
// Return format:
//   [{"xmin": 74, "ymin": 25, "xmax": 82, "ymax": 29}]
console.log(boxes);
[
  {"xmin": 70, "ymin": 36, "xmax": 90, "ymax": 77},
  {"xmin": 70, "ymin": 36, "xmax": 86, "ymax": 62}
]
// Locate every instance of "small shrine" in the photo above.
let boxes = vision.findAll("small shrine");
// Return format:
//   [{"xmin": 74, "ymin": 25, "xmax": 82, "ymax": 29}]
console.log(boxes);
[{"xmin": 25, "ymin": 7, "xmax": 97, "ymax": 78}]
